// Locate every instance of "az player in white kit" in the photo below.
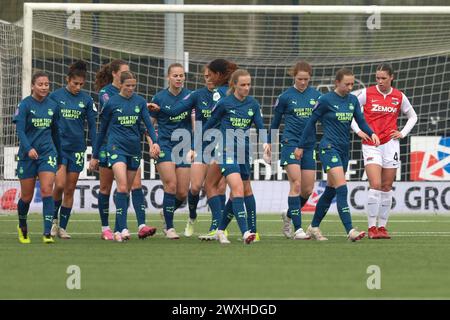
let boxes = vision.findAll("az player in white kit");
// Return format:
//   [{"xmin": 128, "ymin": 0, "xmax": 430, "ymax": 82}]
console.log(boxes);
[{"xmin": 352, "ymin": 63, "xmax": 417, "ymax": 239}]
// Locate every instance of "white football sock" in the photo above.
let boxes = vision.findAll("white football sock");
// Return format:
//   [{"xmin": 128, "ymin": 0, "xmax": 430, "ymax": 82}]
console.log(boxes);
[
  {"xmin": 379, "ymin": 190, "xmax": 393, "ymax": 227},
  {"xmin": 367, "ymin": 188, "xmax": 381, "ymax": 228}
]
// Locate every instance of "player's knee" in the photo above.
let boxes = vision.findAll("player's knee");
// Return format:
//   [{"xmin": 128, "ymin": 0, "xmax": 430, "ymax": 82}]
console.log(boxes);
[
  {"xmin": 205, "ymin": 186, "xmax": 219, "ymax": 199},
  {"xmin": 40, "ymin": 186, "xmax": 54, "ymax": 197},
  {"xmin": 217, "ymin": 182, "xmax": 226, "ymax": 194},
  {"xmin": 114, "ymin": 180, "xmax": 128, "ymax": 193},
  {"xmin": 176, "ymin": 193, "xmax": 188, "ymax": 202},
  {"xmin": 301, "ymin": 188, "xmax": 313, "ymax": 200},
  {"xmin": 369, "ymin": 181, "xmax": 382, "ymax": 190},
  {"xmin": 381, "ymin": 185, "xmax": 392, "ymax": 192},
  {"xmin": 232, "ymin": 186, "xmax": 244, "ymax": 198},
  {"xmin": 54, "ymin": 182, "xmax": 65, "ymax": 193},
  {"xmin": 291, "ymin": 180, "xmax": 301, "ymax": 194},
  {"xmin": 243, "ymin": 190, "xmax": 253, "ymax": 197},
  {"xmin": 115, "ymin": 185, "xmax": 128, "ymax": 193},
  {"xmin": 131, "ymin": 179, "xmax": 142, "ymax": 190},
  {"xmin": 20, "ymin": 195, "xmax": 33, "ymax": 203},
  {"xmin": 190, "ymin": 184, "xmax": 202, "ymax": 195},
  {"xmin": 63, "ymin": 186, "xmax": 76, "ymax": 198},
  {"xmin": 243, "ymin": 183, "xmax": 253, "ymax": 195},
  {"xmin": 204, "ymin": 178, "xmax": 215, "ymax": 191},
  {"xmin": 164, "ymin": 181, "xmax": 177, "ymax": 194},
  {"xmin": 99, "ymin": 183, "xmax": 113, "ymax": 195}
]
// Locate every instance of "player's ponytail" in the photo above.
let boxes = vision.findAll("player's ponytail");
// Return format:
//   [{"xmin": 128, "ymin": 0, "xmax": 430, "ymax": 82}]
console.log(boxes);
[
  {"xmin": 67, "ymin": 60, "xmax": 87, "ymax": 80},
  {"xmin": 227, "ymin": 69, "xmax": 250, "ymax": 95},
  {"xmin": 95, "ymin": 59, "xmax": 127, "ymax": 92},
  {"xmin": 95, "ymin": 63, "xmax": 112, "ymax": 92},
  {"xmin": 208, "ymin": 59, "xmax": 239, "ymax": 86}
]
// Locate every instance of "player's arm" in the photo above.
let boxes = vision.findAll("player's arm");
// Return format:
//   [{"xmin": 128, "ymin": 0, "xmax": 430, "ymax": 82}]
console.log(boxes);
[
  {"xmin": 141, "ymin": 102, "xmax": 158, "ymax": 143},
  {"xmin": 351, "ymin": 119, "xmax": 362, "ymax": 134},
  {"xmin": 392, "ymin": 94, "xmax": 418, "ymax": 139},
  {"xmin": 253, "ymin": 102, "xmax": 271, "ymax": 162},
  {"xmin": 295, "ymin": 100, "xmax": 326, "ymax": 160},
  {"xmin": 351, "ymin": 89, "xmax": 371, "ymax": 141},
  {"xmin": 13, "ymin": 102, "xmax": 33, "ymax": 154},
  {"xmin": 86, "ymin": 98, "xmax": 98, "ymax": 148},
  {"xmin": 98, "ymin": 90, "xmax": 109, "ymax": 109},
  {"xmin": 51, "ymin": 105, "xmax": 61, "ymax": 158},
  {"xmin": 92, "ymin": 102, "xmax": 111, "ymax": 159},
  {"xmin": 202, "ymin": 101, "xmax": 224, "ymax": 132},
  {"xmin": 268, "ymin": 95, "xmax": 285, "ymax": 144},
  {"xmin": 253, "ymin": 103, "xmax": 267, "ymax": 144},
  {"xmin": 148, "ymin": 95, "xmax": 162, "ymax": 118},
  {"xmin": 297, "ymin": 101, "xmax": 326, "ymax": 150},
  {"xmin": 141, "ymin": 102, "xmax": 160, "ymax": 159},
  {"xmin": 144, "ymin": 133, "xmax": 153, "ymax": 145},
  {"xmin": 191, "ymin": 109, "xmax": 197, "ymax": 131},
  {"xmin": 190, "ymin": 111, "xmax": 197, "ymax": 151},
  {"xmin": 145, "ymin": 133, "xmax": 159, "ymax": 159},
  {"xmin": 353, "ymin": 99, "xmax": 379, "ymax": 145}
]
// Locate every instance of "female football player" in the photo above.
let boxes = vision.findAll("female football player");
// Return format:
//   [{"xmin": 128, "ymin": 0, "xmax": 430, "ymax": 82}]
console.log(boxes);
[
  {"xmin": 14, "ymin": 71, "xmax": 60, "ymax": 244},
  {"xmin": 351, "ymin": 63, "xmax": 417, "ymax": 239},
  {"xmin": 92, "ymin": 71, "xmax": 159, "ymax": 242},
  {"xmin": 296, "ymin": 68, "xmax": 380, "ymax": 241}
]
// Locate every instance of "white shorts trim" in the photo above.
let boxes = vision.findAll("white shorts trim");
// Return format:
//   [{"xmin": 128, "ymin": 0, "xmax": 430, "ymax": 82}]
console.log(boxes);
[{"xmin": 362, "ymin": 139, "xmax": 400, "ymax": 169}]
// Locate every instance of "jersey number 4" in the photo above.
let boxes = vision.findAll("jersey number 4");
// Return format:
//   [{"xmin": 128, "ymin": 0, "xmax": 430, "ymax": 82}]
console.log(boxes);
[{"xmin": 393, "ymin": 152, "xmax": 398, "ymax": 161}]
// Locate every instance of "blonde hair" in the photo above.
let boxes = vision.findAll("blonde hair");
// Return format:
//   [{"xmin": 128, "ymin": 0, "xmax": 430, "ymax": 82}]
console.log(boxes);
[{"xmin": 227, "ymin": 69, "xmax": 251, "ymax": 95}]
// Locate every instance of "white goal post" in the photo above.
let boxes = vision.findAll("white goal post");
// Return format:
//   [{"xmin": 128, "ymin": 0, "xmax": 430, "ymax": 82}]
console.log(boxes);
[{"xmin": 22, "ymin": 3, "xmax": 450, "ymax": 98}]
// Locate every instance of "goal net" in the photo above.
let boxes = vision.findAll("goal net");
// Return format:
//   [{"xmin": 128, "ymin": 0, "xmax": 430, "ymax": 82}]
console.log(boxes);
[
  {"xmin": 1, "ymin": 5, "xmax": 450, "ymax": 214},
  {"xmin": 0, "ymin": 20, "xmax": 22, "ymax": 211}
]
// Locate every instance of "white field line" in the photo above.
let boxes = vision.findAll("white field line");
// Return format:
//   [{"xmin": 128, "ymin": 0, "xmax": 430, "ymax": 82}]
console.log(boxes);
[
  {"xmin": 1, "ymin": 219, "xmax": 449, "ymax": 223},
  {"xmin": 3, "ymin": 231, "xmax": 450, "ymax": 237}
]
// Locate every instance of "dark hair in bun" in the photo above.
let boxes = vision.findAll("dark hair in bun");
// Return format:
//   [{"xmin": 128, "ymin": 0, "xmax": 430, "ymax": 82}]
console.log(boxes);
[{"xmin": 68, "ymin": 60, "xmax": 87, "ymax": 80}]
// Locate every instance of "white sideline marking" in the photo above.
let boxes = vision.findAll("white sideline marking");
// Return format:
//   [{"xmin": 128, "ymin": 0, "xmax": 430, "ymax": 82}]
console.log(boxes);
[
  {"xmin": 1, "ymin": 219, "xmax": 449, "ymax": 223},
  {"xmin": 4, "ymin": 231, "xmax": 450, "ymax": 237}
]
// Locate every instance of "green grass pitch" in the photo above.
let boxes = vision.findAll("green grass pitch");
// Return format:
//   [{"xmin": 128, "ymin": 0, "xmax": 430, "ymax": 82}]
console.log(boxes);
[{"xmin": 1, "ymin": 212, "xmax": 449, "ymax": 299}]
